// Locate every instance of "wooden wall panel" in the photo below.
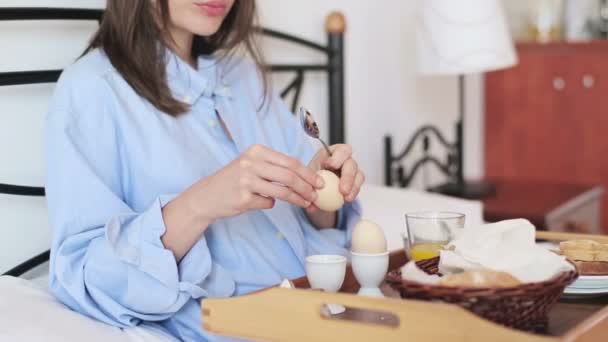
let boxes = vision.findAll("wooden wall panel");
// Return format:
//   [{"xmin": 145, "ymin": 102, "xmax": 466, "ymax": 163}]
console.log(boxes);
[{"xmin": 485, "ymin": 41, "xmax": 608, "ymax": 229}]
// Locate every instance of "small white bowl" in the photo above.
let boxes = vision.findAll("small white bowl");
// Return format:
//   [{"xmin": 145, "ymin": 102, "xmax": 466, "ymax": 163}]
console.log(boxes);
[
  {"xmin": 305, "ymin": 254, "xmax": 347, "ymax": 292},
  {"xmin": 351, "ymin": 251, "xmax": 389, "ymax": 297}
]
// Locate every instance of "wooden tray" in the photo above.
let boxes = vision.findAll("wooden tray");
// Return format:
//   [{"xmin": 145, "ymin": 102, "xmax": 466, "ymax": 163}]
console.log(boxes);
[{"xmin": 202, "ymin": 233, "xmax": 608, "ymax": 341}]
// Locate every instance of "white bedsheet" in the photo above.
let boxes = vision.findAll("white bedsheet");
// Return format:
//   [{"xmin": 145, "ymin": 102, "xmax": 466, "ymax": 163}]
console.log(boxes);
[
  {"xmin": 0, "ymin": 276, "xmax": 174, "ymax": 342},
  {"xmin": 0, "ymin": 184, "xmax": 483, "ymax": 341}
]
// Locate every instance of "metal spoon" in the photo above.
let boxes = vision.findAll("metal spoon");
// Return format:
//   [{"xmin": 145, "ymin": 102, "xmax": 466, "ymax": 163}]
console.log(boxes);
[{"xmin": 299, "ymin": 107, "xmax": 332, "ymax": 157}]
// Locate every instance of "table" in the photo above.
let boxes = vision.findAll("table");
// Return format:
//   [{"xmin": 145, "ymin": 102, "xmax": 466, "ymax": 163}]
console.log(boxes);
[
  {"xmin": 482, "ymin": 179, "xmax": 604, "ymax": 234},
  {"xmin": 549, "ymin": 297, "xmax": 608, "ymax": 337}
]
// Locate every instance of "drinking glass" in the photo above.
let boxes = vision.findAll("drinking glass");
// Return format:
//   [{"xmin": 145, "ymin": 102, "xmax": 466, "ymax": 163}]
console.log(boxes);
[{"xmin": 404, "ymin": 212, "xmax": 465, "ymax": 261}]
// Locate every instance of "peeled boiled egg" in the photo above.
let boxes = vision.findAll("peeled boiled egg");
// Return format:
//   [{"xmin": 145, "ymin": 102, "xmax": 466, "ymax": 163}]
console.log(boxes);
[
  {"xmin": 351, "ymin": 219, "xmax": 387, "ymax": 254},
  {"xmin": 314, "ymin": 170, "xmax": 344, "ymax": 212}
]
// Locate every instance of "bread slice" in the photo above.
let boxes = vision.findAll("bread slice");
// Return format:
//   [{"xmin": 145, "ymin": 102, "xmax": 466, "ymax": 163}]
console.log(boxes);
[
  {"xmin": 559, "ymin": 240, "xmax": 608, "ymax": 274},
  {"xmin": 440, "ymin": 270, "xmax": 521, "ymax": 288},
  {"xmin": 560, "ymin": 240, "xmax": 599, "ymax": 251},
  {"xmin": 562, "ymin": 249, "xmax": 597, "ymax": 262},
  {"xmin": 573, "ymin": 260, "xmax": 608, "ymax": 275},
  {"xmin": 595, "ymin": 244, "xmax": 608, "ymax": 252},
  {"xmin": 595, "ymin": 250, "xmax": 608, "ymax": 262}
]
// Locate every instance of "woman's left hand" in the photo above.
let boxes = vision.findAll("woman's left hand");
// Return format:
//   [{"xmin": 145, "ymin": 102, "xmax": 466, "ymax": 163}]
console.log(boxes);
[{"xmin": 307, "ymin": 144, "xmax": 365, "ymax": 214}]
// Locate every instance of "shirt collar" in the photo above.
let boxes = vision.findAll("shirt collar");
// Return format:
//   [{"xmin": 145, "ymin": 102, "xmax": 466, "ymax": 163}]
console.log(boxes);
[{"xmin": 165, "ymin": 49, "xmax": 231, "ymax": 105}]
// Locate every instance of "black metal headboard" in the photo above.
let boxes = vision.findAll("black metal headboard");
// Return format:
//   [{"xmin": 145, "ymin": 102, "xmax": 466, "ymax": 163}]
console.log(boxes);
[{"xmin": 0, "ymin": 7, "xmax": 346, "ymax": 277}]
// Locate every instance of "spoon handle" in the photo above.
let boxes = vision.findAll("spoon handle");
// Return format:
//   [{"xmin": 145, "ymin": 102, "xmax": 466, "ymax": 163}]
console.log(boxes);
[
  {"xmin": 319, "ymin": 139, "xmax": 341, "ymax": 176},
  {"xmin": 319, "ymin": 139, "xmax": 332, "ymax": 157}
]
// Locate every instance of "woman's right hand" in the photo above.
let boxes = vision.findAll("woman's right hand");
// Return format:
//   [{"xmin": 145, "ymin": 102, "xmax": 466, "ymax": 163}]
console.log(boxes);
[
  {"xmin": 162, "ymin": 144, "xmax": 323, "ymax": 260},
  {"xmin": 190, "ymin": 144, "xmax": 323, "ymax": 224}
]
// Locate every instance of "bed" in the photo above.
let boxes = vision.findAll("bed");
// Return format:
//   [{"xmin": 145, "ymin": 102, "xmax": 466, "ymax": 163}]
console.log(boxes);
[{"xmin": 0, "ymin": 7, "xmax": 483, "ymax": 341}]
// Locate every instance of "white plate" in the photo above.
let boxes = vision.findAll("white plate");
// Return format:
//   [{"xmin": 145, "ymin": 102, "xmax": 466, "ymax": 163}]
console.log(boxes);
[
  {"xmin": 568, "ymin": 275, "xmax": 608, "ymax": 289},
  {"xmin": 563, "ymin": 286, "xmax": 608, "ymax": 299}
]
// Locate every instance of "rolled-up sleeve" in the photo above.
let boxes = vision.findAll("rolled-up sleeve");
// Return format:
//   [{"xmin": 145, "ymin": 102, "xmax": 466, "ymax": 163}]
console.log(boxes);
[{"xmin": 45, "ymin": 77, "xmax": 231, "ymax": 328}]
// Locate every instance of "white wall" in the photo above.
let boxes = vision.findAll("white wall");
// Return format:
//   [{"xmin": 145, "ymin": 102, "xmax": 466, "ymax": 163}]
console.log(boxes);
[
  {"xmin": 257, "ymin": 0, "xmax": 484, "ymax": 187},
  {"xmin": 0, "ymin": 0, "xmax": 483, "ymax": 272},
  {"xmin": 0, "ymin": 0, "xmax": 106, "ymax": 273}
]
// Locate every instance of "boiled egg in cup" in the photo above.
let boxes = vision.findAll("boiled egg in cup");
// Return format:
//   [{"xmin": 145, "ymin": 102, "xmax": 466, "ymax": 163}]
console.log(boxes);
[{"xmin": 350, "ymin": 219, "xmax": 389, "ymax": 298}]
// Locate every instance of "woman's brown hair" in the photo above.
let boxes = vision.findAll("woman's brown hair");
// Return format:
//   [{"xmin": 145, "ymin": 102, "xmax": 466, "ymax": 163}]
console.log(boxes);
[{"xmin": 85, "ymin": 0, "xmax": 265, "ymax": 116}]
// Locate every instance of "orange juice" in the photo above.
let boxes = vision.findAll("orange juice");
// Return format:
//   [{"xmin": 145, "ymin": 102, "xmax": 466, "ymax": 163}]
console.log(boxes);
[{"xmin": 410, "ymin": 243, "xmax": 444, "ymax": 261}]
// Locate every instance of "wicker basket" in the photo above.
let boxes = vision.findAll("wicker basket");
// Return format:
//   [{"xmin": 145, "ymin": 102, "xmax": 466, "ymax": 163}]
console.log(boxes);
[{"xmin": 386, "ymin": 257, "xmax": 578, "ymax": 332}]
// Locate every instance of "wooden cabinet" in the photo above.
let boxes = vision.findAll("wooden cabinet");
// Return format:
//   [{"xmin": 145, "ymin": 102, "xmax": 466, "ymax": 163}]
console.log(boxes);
[{"xmin": 485, "ymin": 41, "xmax": 608, "ymax": 231}]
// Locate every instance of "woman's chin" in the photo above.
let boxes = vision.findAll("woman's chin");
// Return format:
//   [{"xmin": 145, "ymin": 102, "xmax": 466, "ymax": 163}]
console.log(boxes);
[{"xmin": 188, "ymin": 24, "xmax": 224, "ymax": 37}]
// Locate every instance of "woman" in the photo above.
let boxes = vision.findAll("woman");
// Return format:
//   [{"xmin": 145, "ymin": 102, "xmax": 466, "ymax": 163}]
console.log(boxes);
[{"xmin": 45, "ymin": 0, "xmax": 364, "ymax": 341}]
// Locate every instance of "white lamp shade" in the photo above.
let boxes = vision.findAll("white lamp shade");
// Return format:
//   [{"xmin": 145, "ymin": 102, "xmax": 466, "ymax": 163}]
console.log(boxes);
[{"xmin": 416, "ymin": 0, "xmax": 518, "ymax": 75}]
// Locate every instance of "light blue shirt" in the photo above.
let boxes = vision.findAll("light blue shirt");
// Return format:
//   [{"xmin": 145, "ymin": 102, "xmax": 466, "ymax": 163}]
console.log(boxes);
[{"xmin": 45, "ymin": 49, "xmax": 361, "ymax": 341}]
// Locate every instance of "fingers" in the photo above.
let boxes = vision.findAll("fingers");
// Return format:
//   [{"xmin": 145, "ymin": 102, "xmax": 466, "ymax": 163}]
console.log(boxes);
[
  {"xmin": 249, "ymin": 194, "xmax": 276, "ymax": 210},
  {"xmin": 247, "ymin": 144, "xmax": 322, "ymax": 189},
  {"xmin": 345, "ymin": 171, "xmax": 365, "ymax": 202},
  {"xmin": 323, "ymin": 144, "xmax": 352, "ymax": 170},
  {"xmin": 249, "ymin": 177, "xmax": 312, "ymax": 208},
  {"xmin": 306, "ymin": 204, "xmax": 318, "ymax": 213},
  {"xmin": 253, "ymin": 162, "xmax": 317, "ymax": 202},
  {"xmin": 338, "ymin": 159, "xmax": 358, "ymax": 195}
]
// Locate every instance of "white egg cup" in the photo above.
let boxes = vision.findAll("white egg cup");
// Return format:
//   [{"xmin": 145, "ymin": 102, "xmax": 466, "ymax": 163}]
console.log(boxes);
[
  {"xmin": 305, "ymin": 254, "xmax": 347, "ymax": 314},
  {"xmin": 351, "ymin": 251, "xmax": 389, "ymax": 298}
]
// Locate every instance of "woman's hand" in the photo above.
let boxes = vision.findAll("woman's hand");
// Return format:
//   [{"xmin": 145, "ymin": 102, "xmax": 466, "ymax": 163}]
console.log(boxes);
[
  {"xmin": 193, "ymin": 144, "xmax": 323, "ymax": 221},
  {"xmin": 162, "ymin": 144, "xmax": 324, "ymax": 260},
  {"xmin": 306, "ymin": 144, "xmax": 365, "ymax": 227}
]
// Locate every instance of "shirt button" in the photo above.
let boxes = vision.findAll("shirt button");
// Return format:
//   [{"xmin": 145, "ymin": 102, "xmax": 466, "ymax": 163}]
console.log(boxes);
[
  {"xmin": 276, "ymin": 232, "xmax": 284, "ymax": 240},
  {"xmin": 183, "ymin": 95, "xmax": 192, "ymax": 103},
  {"xmin": 208, "ymin": 119, "xmax": 217, "ymax": 128}
]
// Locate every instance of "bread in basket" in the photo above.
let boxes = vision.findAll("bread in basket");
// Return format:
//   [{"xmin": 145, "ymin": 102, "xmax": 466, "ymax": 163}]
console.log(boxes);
[{"xmin": 386, "ymin": 257, "xmax": 578, "ymax": 332}]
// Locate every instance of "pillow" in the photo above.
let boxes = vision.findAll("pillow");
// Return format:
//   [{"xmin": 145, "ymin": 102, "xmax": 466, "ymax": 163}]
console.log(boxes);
[
  {"xmin": 0, "ymin": 276, "xmax": 172, "ymax": 342},
  {"xmin": 357, "ymin": 185, "xmax": 484, "ymax": 251}
]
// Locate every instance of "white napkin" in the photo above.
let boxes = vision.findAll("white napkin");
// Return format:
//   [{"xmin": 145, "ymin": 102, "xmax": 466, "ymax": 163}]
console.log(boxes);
[
  {"xmin": 439, "ymin": 219, "xmax": 574, "ymax": 283},
  {"xmin": 400, "ymin": 261, "xmax": 441, "ymax": 284}
]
